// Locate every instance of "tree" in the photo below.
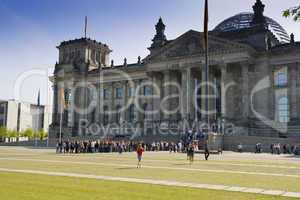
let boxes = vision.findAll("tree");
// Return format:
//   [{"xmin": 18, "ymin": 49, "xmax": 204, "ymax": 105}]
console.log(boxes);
[
  {"xmin": 37, "ymin": 130, "xmax": 48, "ymax": 141},
  {"xmin": 0, "ymin": 127, "xmax": 7, "ymax": 142},
  {"xmin": 23, "ymin": 128, "xmax": 34, "ymax": 140},
  {"xmin": 283, "ymin": 6, "xmax": 300, "ymax": 21},
  {"xmin": 7, "ymin": 130, "xmax": 17, "ymax": 143}
]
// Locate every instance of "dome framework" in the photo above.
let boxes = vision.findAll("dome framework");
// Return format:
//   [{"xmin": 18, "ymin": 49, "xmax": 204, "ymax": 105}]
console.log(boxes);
[{"xmin": 214, "ymin": 12, "xmax": 290, "ymax": 43}]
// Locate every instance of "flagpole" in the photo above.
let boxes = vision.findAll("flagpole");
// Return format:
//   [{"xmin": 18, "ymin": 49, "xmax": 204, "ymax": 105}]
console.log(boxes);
[
  {"xmin": 205, "ymin": 41, "xmax": 209, "ymax": 130},
  {"xmin": 204, "ymin": 0, "xmax": 210, "ymax": 132},
  {"xmin": 84, "ymin": 16, "xmax": 88, "ymax": 38}
]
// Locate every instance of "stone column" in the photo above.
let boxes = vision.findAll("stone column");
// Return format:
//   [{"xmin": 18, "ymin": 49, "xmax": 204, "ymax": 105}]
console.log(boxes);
[
  {"xmin": 152, "ymin": 73, "xmax": 162, "ymax": 121},
  {"xmin": 52, "ymin": 83, "xmax": 58, "ymax": 124},
  {"xmin": 79, "ymin": 79, "xmax": 88, "ymax": 135},
  {"xmin": 180, "ymin": 69, "xmax": 187, "ymax": 119},
  {"xmin": 209, "ymin": 71, "xmax": 217, "ymax": 120},
  {"xmin": 241, "ymin": 62, "xmax": 250, "ymax": 119},
  {"xmin": 200, "ymin": 65, "xmax": 209, "ymax": 122},
  {"xmin": 220, "ymin": 63, "xmax": 228, "ymax": 118},
  {"xmin": 109, "ymin": 83, "xmax": 114, "ymax": 124},
  {"xmin": 268, "ymin": 64, "xmax": 275, "ymax": 121},
  {"xmin": 98, "ymin": 82, "xmax": 104, "ymax": 125},
  {"xmin": 135, "ymin": 80, "xmax": 142, "ymax": 122},
  {"xmin": 181, "ymin": 68, "xmax": 192, "ymax": 120},
  {"xmin": 95, "ymin": 83, "xmax": 101, "ymax": 124},
  {"xmin": 121, "ymin": 81, "xmax": 128, "ymax": 122},
  {"xmin": 289, "ymin": 64, "xmax": 297, "ymax": 120},
  {"xmin": 163, "ymin": 70, "xmax": 171, "ymax": 120},
  {"xmin": 297, "ymin": 63, "xmax": 300, "ymax": 120},
  {"xmin": 68, "ymin": 81, "xmax": 75, "ymax": 127}
]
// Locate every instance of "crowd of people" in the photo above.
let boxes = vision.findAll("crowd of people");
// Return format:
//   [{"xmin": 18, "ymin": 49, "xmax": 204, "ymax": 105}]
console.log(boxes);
[
  {"xmin": 237, "ymin": 143, "xmax": 298, "ymax": 155},
  {"xmin": 270, "ymin": 143, "xmax": 296, "ymax": 155},
  {"xmin": 56, "ymin": 140, "xmax": 192, "ymax": 154},
  {"xmin": 55, "ymin": 139, "xmax": 210, "ymax": 167}
]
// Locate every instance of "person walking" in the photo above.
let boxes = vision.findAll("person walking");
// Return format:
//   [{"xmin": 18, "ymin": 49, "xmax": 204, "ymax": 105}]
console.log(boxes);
[
  {"xmin": 136, "ymin": 144, "xmax": 144, "ymax": 168},
  {"xmin": 204, "ymin": 141, "xmax": 210, "ymax": 161}
]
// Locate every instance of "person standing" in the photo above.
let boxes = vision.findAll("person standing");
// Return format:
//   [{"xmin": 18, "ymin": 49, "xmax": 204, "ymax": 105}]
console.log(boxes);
[
  {"xmin": 204, "ymin": 134, "xmax": 210, "ymax": 160},
  {"xmin": 187, "ymin": 144, "xmax": 195, "ymax": 165},
  {"xmin": 136, "ymin": 144, "xmax": 144, "ymax": 168}
]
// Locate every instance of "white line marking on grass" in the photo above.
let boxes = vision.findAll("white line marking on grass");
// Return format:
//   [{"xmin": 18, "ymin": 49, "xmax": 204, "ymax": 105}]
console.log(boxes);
[
  {"xmin": 0, "ymin": 157, "xmax": 300, "ymax": 179},
  {"xmin": 81, "ymin": 156, "xmax": 300, "ymax": 170},
  {"xmin": 0, "ymin": 168, "xmax": 299, "ymax": 198}
]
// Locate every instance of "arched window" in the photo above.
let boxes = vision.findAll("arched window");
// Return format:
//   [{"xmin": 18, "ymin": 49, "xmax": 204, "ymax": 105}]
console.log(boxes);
[
  {"xmin": 278, "ymin": 97, "xmax": 289, "ymax": 123},
  {"xmin": 103, "ymin": 106, "xmax": 109, "ymax": 125},
  {"xmin": 128, "ymin": 104, "xmax": 135, "ymax": 123}
]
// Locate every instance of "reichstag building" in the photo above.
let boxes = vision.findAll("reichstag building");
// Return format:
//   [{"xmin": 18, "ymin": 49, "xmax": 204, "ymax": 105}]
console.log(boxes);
[{"xmin": 49, "ymin": 0, "xmax": 300, "ymax": 142}]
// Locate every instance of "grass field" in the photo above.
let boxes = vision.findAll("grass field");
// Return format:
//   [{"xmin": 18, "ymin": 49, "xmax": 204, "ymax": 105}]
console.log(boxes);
[{"xmin": 0, "ymin": 147, "xmax": 299, "ymax": 200}]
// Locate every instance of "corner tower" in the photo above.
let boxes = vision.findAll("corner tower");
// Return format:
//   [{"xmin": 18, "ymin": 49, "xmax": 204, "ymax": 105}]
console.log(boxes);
[{"xmin": 56, "ymin": 38, "xmax": 112, "ymax": 73}]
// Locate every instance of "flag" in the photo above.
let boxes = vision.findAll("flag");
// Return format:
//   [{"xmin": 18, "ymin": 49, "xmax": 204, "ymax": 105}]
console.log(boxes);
[
  {"xmin": 203, "ymin": 0, "xmax": 209, "ymax": 50},
  {"xmin": 37, "ymin": 90, "xmax": 40, "ymax": 106},
  {"xmin": 60, "ymin": 88, "xmax": 66, "ymax": 110}
]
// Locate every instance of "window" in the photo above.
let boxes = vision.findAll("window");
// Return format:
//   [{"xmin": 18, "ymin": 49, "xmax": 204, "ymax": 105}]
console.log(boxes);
[
  {"xmin": 275, "ymin": 69, "xmax": 288, "ymax": 86},
  {"xmin": 144, "ymin": 85, "xmax": 152, "ymax": 96},
  {"xmin": 103, "ymin": 89, "xmax": 110, "ymax": 100},
  {"xmin": 115, "ymin": 105, "xmax": 122, "ymax": 123},
  {"xmin": 96, "ymin": 51, "xmax": 101, "ymax": 63},
  {"xmin": 142, "ymin": 103, "xmax": 151, "ymax": 121},
  {"xmin": 70, "ymin": 51, "xmax": 75, "ymax": 59},
  {"xmin": 276, "ymin": 73, "xmax": 287, "ymax": 86},
  {"xmin": 278, "ymin": 97, "xmax": 289, "ymax": 123},
  {"xmin": 116, "ymin": 87, "xmax": 123, "ymax": 99},
  {"xmin": 128, "ymin": 87, "xmax": 135, "ymax": 97},
  {"xmin": 91, "ymin": 49, "xmax": 96, "ymax": 62},
  {"xmin": 128, "ymin": 104, "xmax": 135, "ymax": 123},
  {"xmin": 64, "ymin": 89, "xmax": 71, "ymax": 107},
  {"xmin": 142, "ymin": 103, "xmax": 147, "ymax": 120},
  {"xmin": 0, "ymin": 119, "xmax": 4, "ymax": 126},
  {"xmin": 103, "ymin": 106, "xmax": 109, "ymax": 125},
  {"xmin": 91, "ymin": 109, "xmax": 96, "ymax": 123}
]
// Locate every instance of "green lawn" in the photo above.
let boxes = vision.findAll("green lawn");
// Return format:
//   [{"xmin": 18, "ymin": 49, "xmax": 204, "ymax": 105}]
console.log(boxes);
[
  {"xmin": 0, "ymin": 172, "xmax": 295, "ymax": 200},
  {"xmin": 0, "ymin": 147, "xmax": 299, "ymax": 200}
]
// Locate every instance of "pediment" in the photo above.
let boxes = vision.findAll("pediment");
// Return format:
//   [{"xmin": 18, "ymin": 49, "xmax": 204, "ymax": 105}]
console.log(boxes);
[{"xmin": 145, "ymin": 30, "xmax": 255, "ymax": 62}]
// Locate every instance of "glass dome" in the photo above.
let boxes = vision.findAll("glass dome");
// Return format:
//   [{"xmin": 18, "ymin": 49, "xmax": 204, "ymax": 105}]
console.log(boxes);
[{"xmin": 214, "ymin": 12, "xmax": 290, "ymax": 43}]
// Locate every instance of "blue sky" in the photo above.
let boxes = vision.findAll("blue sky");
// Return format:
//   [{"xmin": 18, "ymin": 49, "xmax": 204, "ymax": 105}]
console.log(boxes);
[{"xmin": 0, "ymin": 0, "xmax": 299, "ymax": 105}]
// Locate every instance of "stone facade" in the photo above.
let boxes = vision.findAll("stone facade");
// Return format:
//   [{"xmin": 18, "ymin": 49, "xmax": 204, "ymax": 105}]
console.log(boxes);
[{"xmin": 49, "ymin": 0, "xmax": 300, "ymax": 141}]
